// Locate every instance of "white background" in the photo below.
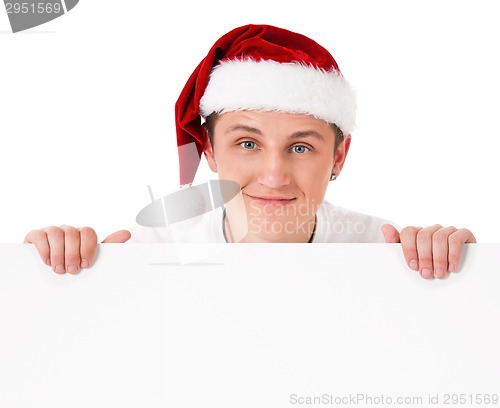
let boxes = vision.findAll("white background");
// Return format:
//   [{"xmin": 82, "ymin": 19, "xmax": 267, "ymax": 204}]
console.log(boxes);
[{"xmin": 1, "ymin": 0, "xmax": 499, "ymax": 243}]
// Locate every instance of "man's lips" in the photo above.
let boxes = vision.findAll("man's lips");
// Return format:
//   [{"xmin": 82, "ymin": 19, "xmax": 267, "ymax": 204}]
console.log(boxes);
[{"xmin": 245, "ymin": 194, "xmax": 296, "ymax": 205}]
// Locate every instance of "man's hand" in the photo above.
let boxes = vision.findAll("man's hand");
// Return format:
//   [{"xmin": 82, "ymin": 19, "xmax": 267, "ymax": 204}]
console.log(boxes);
[
  {"xmin": 381, "ymin": 224, "xmax": 476, "ymax": 279},
  {"xmin": 24, "ymin": 226, "xmax": 131, "ymax": 274}
]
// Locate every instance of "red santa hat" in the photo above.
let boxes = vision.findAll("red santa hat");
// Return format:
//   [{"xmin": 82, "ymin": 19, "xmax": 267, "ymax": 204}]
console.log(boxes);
[{"xmin": 175, "ymin": 24, "xmax": 356, "ymax": 186}]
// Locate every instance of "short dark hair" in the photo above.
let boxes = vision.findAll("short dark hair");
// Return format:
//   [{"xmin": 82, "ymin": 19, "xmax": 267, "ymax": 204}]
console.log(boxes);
[{"xmin": 203, "ymin": 112, "xmax": 345, "ymax": 152}]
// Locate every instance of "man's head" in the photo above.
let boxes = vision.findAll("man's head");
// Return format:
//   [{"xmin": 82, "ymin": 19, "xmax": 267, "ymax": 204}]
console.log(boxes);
[{"xmin": 174, "ymin": 24, "xmax": 356, "ymax": 241}]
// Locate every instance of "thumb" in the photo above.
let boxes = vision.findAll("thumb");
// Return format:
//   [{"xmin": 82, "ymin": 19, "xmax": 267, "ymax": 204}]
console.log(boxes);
[
  {"xmin": 381, "ymin": 224, "xmax": 401, "ymax": 243},
  {"xmin": 102, "ymin": 229, "xmax": 131, "ymax": 243}
]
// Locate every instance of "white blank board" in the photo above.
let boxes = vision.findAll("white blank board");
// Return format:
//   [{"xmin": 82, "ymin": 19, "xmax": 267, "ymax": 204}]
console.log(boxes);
[{"xmin": 1, "ymin": 243, "xmax": 499, "ymax": 407}]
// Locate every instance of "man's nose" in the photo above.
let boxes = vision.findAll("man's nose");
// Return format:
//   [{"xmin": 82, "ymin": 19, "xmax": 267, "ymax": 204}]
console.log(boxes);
[{"xmin": 256, "ymin": 151, "xmax": 291, "ymax": 188}]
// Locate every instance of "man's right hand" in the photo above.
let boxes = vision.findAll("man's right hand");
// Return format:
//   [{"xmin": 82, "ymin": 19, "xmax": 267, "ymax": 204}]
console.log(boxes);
[{"xmin": 23, "ymin": 226, "xmax": 131, "ymax": 274}]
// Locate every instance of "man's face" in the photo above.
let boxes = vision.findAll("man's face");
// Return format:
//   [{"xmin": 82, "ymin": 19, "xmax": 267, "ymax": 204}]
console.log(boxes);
[{"xmin": 204, "ymin": 110, "xmax": 349, "ymax": 242}]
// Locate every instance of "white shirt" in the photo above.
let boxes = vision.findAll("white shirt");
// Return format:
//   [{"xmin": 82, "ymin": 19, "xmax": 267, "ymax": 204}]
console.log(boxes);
[{"xmin": 128, "ymin": 201, "xmax": 394, "ymax": 243}]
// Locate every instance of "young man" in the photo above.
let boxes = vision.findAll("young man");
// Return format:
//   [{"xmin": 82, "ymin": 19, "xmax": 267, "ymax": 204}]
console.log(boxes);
[{"xmin": 24, "ymin": 24, "xmax": 475, "ymax": 279}]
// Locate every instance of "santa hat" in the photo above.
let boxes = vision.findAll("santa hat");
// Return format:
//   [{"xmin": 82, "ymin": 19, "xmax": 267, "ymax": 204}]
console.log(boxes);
[{"xmin": 175, "ymin": 24, "xmax": 356, "ymax": 187}]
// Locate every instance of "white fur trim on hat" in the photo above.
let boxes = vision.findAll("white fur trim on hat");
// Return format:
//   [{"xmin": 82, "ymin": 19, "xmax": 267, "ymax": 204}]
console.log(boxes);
[{"xmin": 199, "ymin": 59, "xmax": 357, "ymax": 135}]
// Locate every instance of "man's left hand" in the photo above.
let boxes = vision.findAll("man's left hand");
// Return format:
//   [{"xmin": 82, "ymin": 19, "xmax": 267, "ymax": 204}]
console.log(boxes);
[{"xmin": 381, "ymin": 224, "xmax": 476, "ymax": 279}]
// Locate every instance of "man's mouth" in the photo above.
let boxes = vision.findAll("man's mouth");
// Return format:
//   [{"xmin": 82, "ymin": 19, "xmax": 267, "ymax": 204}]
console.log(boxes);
[{"xmin": 245, "ymin": 194, "xmax": 296, "ymax": 206}]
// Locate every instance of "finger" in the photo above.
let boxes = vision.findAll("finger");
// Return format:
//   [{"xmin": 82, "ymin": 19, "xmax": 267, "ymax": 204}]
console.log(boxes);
[
  {"xmin": 24, "ymin": 230, "xmax": 51, "ymax": 266},
  {"xmin": 381, "ymin": 224, "xmax": 400, "ymax": 243},
  {"xmin": 447, "ymin": 228, "xmax": 476, "ymax": 272},
  {"xmin": 44, "ymin": 226, "xmax": 66, "ymax": 274},
  {"xmin": 416, "ymin": 224, "xmax": 443, "ymax": 279},
  {"xmin": 431, "ymin": 226, "xmax": 458, "ymax": 279},
  {"xmin": 399, "ymin": 226, "xmax": 422, "ymax": 271},
  {"xmin": 60, "ymin": 225, "xmax": 81, "ymax": 275},
  {"xmin": 78, "ymin": 227, "xmax": 98, "ymax": 268},
  {"xmin": 102, "ymin": 230, "xmax": 131, "ymax": 243}
]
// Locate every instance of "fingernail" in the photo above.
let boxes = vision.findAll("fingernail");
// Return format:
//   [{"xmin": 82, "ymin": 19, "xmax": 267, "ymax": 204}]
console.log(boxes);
[
  {"xmin": 448, "ymin": 262, "xmax": 456, "ymax": 272},
  {"xmin": 54, "ymin": 264, "xmax": 65, "ymax": 273},
  {"xmin": 434, "ymin": 268, "xmax": 445, "ymax": 278},
  {"xmin": 409, "ymin": 260, "xmax": 418, "ymax": 270},
  {"xmin": 45, "ymin": 259, "xmax": 51, "ymax": 266},
  {"xmin": 81, "ymin": 259, "xmax": 89, "ymax": 268},
  {"xmin": 67, "ymin": 265, "xmax": 79, "ymax": 274},
  {"xmin": 421, "ymin": 268, "xmax": 432, "ymax": 279}
]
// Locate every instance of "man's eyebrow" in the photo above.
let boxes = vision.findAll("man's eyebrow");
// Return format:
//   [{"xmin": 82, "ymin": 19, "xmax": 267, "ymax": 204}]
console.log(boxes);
[
  {"xmin": 224, "ymin": 124, "xmax": 262, "ymax": 135},
  {"xmin": 289, "ymin": 130, "xmax": 325, "ymax": 141},
  {"xmin": 224, "ymin": 125, "xmax": 325, "ymax": 141}
]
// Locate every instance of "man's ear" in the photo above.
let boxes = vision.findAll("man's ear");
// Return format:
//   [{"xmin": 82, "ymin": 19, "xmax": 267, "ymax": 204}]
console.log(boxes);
[
  {"xmin": 332, "ymin": 134, "xmax": 352, "ymax": 176},
  {"xmin": 202, "ymin": 127, "xmax": 218, "ymax": 173}
]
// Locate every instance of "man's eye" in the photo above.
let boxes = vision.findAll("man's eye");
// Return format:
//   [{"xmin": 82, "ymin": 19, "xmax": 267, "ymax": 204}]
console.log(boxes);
[
  {"xmin": 292, "ymin": 145, "xmax": 309, "ymax": 154},
  {"xmin": 240, "ymin": 141, "xmax": 256, "ymax": 149}
]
